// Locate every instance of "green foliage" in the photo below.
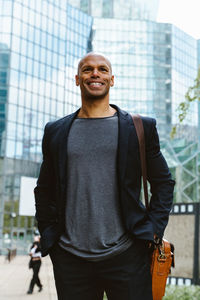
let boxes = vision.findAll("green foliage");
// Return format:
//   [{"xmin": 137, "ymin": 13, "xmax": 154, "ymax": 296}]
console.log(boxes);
[
  {"xmin": 163, "ymin": 285, "xmax": 200, "ymax": 300},
  {"xmin": 171, "ymin": 65, "xmax": 200, "ymax": 138}
]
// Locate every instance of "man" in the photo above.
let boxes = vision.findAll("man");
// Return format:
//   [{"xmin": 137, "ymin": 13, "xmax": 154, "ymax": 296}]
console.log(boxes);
[{"xmin": 35, "ymin": 52, "xmax": 175, "ymax": 300}]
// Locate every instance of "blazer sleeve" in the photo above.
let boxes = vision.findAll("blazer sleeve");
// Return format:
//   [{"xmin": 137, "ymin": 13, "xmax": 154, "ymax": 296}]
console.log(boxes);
[
  {"xmin": 145, "ymin": 118, "xmax": 175, "ymax": 238},
  {"xmin": 34, "ymin": 123, "xmax": 58, "ymax": 234}
]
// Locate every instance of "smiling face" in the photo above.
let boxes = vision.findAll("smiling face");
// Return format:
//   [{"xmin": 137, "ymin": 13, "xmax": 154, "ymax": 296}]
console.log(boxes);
[{"xmin": 75, "ymin": 53, "xmax": 114, "ymax": 102}]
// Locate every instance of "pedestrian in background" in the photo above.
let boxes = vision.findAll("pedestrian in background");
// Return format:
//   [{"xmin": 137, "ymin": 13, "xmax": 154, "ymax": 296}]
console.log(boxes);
[{"xmin": 27, "ymin": 235, "xmax": 43, "ymax": 294}]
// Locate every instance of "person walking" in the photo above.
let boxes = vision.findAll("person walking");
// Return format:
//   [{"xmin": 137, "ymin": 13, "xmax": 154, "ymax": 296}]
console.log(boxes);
[
  {"xmin": 34, "ymin": 52, "xmax": 175, "ymax": 300},
  {"xmin": 27, "ymin": 236, "xmax": 43, "ymax": 294}
]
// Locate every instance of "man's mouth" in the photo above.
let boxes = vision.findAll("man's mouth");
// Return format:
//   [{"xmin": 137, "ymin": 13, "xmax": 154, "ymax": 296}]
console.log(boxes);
[{"xmin": 87, "ymin": 82, "xmax": 104, "ymax": 86}]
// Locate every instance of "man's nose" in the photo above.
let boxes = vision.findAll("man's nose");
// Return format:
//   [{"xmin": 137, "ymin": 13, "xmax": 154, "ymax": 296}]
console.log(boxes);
[{"xmin": 91, "ymin": 68, "xmax": 99, "ymax": 77}]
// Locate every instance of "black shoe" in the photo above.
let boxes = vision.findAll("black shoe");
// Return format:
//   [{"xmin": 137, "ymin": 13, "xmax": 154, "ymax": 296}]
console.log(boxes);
[
  {"xmin": 27, "ymin": 290, "xmax": 33, "ymax": 294},
  {"xmin": 38, "ymin": 286, "xmax": 43, "ymax": 292}
]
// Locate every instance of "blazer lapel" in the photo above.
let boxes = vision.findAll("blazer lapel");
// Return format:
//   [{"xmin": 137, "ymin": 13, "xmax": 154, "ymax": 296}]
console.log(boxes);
[
  {"xmin": 111, "ymin": 104, "xmax": 131, "ymax": 183},
  {"xmin": 58, "ymin": 108, "xmax": 80, "ymax": 185}
]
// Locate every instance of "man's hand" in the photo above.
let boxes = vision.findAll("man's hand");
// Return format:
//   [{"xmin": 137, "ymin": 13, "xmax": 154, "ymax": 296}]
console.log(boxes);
[{"xmin": 148, "ymin": 234, "xmax": 161, "ymax": 248}]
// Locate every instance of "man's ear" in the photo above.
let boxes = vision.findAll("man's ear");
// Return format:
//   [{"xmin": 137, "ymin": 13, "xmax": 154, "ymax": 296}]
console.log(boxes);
[
  {"xmin": 110, "ymin": 75, "xmax": 114, "ymax": 87},
  {"xmin": 75, "ymin": 75, "xmax": 79, "ymax": 86}
]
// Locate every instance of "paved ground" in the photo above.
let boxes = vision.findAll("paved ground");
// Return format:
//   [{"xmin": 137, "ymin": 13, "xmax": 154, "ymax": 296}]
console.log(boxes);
[{"xmin": 0, "ymin": 255, "xmax": 57, "ymax": 300}]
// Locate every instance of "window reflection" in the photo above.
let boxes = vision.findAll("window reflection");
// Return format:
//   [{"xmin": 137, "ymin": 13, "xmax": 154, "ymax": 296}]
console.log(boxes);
[
  {"xmin": 6, "ymin": 140, "xmax": 15, "ymax": 157},
  {"xmin": 0, "ymin": 3, "xmax": 92, "ymax": 160}
]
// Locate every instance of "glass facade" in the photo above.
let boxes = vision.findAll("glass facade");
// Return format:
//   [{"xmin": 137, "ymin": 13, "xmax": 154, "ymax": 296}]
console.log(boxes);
[
  {"xmin": 198, "ymin": 40, "xmax": 200, "ymax": 66},
  {"xmin": 0, "ymin": 43, "xmax": 8, "ymax": 153},
  {"xmin": 0, "ymin": 0, "xmax": 92, "ymax": 253},
  {"xmin": 92, "ymin": 19, "xmax": 156, "ymax": 116},
  {"xmin": 171, "ymin": 26, "xmax": 198, "ymax": 140},
  {"xmin": 161, "ymin": 139, "xmax": 199, "ymax": 204},
  {"xmin": 92, "ymin": 18, "xmax": 198, "ymax": 139},
  {"xmin": 69, "ymin": 0, "xmax": 159, "ymax": 20},
  {"xmin": 65, "ymin": 4, "xmax": 93, "ymax": 113},
  {"xmin": 197, "ymin": 39, "xmax": 200, "ymax": 144}
]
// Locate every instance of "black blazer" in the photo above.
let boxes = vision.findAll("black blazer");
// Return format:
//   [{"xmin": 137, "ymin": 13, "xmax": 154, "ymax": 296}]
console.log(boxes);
[{"xmin": 35, "ymin": 105, "xmax": 175, "ymax": 256}]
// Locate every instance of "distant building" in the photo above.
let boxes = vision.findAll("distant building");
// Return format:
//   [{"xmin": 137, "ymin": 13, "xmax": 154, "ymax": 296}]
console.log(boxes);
[
  {"xmin": 69, "ymin": 0, "xmax": 160, "ymax": 21},
  {"xmin": 197, "ymin": 39, "xmax": 200, "ymax": 144},
  {"xmin": 0, "ymin": 43, "xmax": 9, "ymax": 154},
  {"xmin": 92, "ymin": 19, "xmax": 198, "ymax": 140}
]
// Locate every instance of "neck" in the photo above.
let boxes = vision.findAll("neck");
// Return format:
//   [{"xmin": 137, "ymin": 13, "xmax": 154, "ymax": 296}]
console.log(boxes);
[{"xmin": 78, "ymin": 99, "xmax": 116, "ymax": 118}]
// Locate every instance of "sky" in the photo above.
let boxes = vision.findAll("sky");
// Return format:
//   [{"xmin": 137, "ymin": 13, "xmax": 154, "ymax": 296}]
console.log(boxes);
[{"xmin": 157, "ymin": 0, "xmax": 200, "ymax": 39}]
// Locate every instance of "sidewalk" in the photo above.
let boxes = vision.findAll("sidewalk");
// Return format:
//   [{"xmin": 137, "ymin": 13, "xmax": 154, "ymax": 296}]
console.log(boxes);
[{"xmin": 0, "ymin": 255, "xmax": 57, "ymax": 300}]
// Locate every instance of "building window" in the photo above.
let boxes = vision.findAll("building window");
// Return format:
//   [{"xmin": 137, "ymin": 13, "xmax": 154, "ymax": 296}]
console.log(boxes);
[
  {"xmin": 80, "ymin": 0, "xmax": 90, "ymax": 14},
  {"xmin": 102, "ymin": 0, "xmax": 113, "ymax": 18}
]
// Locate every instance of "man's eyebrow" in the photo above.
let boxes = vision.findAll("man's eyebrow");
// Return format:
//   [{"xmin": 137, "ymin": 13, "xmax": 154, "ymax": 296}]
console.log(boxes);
[
  {"xmin": 81, "ymin": 64, "xmax": 110, "ymax": 69},
  {"xmin": 99, "ymin": 64, "xmax": 109, "ymax": 68},
  {"xmin": 81, "ymin": 64, "xmax": 92, "ymax": 68}
]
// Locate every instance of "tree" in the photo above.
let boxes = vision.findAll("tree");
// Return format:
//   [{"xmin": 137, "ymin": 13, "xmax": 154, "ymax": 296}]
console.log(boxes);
[{"xmin": 171, "ymin": 66, "xmax": 200, "ymax": 138}]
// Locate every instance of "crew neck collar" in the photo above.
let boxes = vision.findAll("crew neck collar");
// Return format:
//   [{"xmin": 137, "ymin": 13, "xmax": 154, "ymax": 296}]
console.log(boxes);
[{"xmin": 76, "ymin": 112, "xmax": 118, "ymax": 120}]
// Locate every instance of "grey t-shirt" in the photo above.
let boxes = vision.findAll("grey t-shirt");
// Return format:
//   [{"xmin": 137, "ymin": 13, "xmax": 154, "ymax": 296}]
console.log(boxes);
[{"xmin": 59, "ymin": 114, "xmax": 133, "ymax": 261}]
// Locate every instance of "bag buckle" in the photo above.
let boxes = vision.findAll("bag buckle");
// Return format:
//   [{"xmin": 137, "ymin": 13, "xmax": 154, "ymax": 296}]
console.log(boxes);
[{"xmin": 157, "ymin": 241, "xmax": 167, "ymax": 262}]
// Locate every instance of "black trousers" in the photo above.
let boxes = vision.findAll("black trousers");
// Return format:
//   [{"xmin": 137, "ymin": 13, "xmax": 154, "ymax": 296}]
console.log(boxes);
[
  {"xmin": 50, "ymin": 240, "xmax": 153, "ymax": 300},
  {"xmin": 29, "ymin": 260, "xmax": 42, "ymax": 291}
]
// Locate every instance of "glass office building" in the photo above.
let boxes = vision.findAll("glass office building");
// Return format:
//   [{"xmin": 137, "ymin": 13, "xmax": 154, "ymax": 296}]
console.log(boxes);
[
  {"xmin": 197, "ymin": 39, "xmax": 200, "ymax": 143},
  {"xmin": 0, "ymin": 43, "xmax": 8, "ymax": 153},
  {"xmin": 170, "ymin": 26, "xmax": 198, "ymax": 139},
  {"xmin": 92, "ymin": 18, "xmax": 198, "ymax": 139},
  {"xmin": 69, "ymin": 0, "xmax": 159, "ymax": 21},
  {"xmin": 0, "ymin": 0, "xmax": 92, "ymax": 253}
]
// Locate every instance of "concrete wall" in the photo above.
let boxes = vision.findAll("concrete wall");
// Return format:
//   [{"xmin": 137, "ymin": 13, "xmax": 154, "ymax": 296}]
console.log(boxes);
[{"xmin": 164, "ymin": 214, "xmax": 195, "ymax": 278}]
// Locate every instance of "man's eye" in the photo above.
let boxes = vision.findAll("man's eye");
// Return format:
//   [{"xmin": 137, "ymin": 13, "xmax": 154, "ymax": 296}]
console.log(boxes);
[
  {"xmin": 100, "ymin": 68, "xmax": 108, "ymax": 72},
  {"xmin": 82, "ymin": 68, "xmax": 91, "ymax": 72}
]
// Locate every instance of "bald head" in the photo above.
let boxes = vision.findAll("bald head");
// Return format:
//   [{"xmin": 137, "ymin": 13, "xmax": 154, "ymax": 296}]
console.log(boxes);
[
  {"xmin": 77, "ymin": 52, "xmax": 112, "ymax": 75},
  {"xmin": 75, "ymin": 51, "xmax": 114, "ymax": 102}
]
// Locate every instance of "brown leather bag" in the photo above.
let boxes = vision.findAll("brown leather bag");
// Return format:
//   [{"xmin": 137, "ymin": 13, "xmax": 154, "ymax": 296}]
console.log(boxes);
[
  {"xmin": 151, "ymin": 239, "xmax": 174, "ymax": 299},
  {"xmin": 132, "ymin": 114, "xmax": 175, "ymax": 300}
]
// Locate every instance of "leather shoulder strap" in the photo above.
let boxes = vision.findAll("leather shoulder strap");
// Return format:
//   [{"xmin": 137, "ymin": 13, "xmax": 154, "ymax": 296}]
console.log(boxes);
[{"xmin": 132, "ymin": 114, "xmax": 149, "ymax": 210}]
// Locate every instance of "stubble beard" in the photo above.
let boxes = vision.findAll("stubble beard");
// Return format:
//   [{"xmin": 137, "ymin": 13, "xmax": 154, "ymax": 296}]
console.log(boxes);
[{"xmin": 81, "ymin": 88, "xmax": 110, "ymax": 102}]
